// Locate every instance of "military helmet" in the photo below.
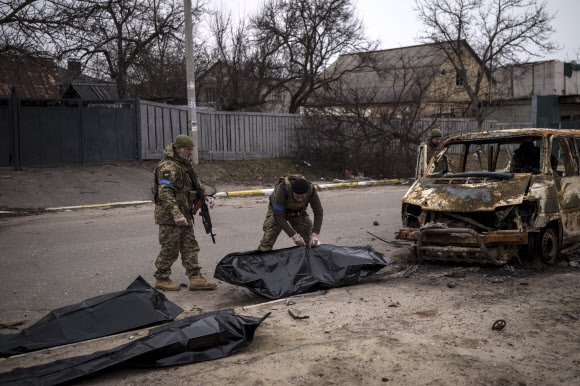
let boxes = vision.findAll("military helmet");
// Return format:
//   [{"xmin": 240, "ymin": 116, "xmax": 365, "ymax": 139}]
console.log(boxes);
[
  {"xmin": 174, "ymin": 134, "xmax": 194, "ymax": 148},
  {"xmin": 430, "ymin": 128, "xmax": 442, "ymax": 138}
]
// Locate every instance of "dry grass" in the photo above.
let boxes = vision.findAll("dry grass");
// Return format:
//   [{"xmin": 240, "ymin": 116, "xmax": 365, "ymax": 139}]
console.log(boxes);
[{"xmin": 142, "ymin": 158, "xmax": 341, "ymax": 187}]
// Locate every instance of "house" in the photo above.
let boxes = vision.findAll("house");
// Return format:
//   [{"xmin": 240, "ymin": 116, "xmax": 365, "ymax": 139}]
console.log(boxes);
[
  {"xmin": 305, "ymin": 41, "xmax": 493, "ymax": 119},
  {"xmin": 0, "ymin": 55, "xmax": 117, "ymax": 102},
  {"xmin": 59, "ymin": 59, "xmax": 119, "ymax": 103},
  {"xmin": 495, "ymin": 60, "xmax": 580, "ymax": 98},
  {"xmin": 0, "ymin": 56, "xmax": 61, "ymax": 99},
  {"xmin": 490, "ymin": 60, "xmax": 580, "ymax": 126}
]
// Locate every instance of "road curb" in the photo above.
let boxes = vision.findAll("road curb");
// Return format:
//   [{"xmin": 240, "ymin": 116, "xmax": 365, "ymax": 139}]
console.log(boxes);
[
  {"xmin": 215, "ymin": 179, "xmax": 401, "ymax": 198},
  {"xmin": 42, "ymin": 179, "xmax": 401, "ymax": 212},
  {"xmin": 46, "ymin": 200, "xmax": 153, "ymax": 212}
]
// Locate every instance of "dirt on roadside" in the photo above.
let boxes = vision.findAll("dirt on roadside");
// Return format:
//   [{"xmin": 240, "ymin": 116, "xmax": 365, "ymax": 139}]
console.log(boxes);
[
  {"xmin": 141, "ymin": 157, "xmax": 344, "ymax": 190},
  {"xmin": 2, "ymin": 247, "xmax": 579, "ymax": 385},
  {"xmin": 2, "ymin": 160, "xmax": 580, "ymax": 384},
  {"xmin": 0, "ymin": 158, "xmax": 344, "ymax": 213}
]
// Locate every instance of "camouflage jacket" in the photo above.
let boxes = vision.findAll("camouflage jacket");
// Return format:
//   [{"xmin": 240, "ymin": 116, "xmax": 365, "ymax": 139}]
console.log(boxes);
[
  {"xmin": 153, "ymin": 143, "xmax": 203, "ymax": 225},
  {"xmin": 269, "ymin": 177, "xmax": 323, "ymax": 237},
  {"xmin": 423, "ymin": 139, "xmax": 440, "ymax": 162},
  {"xmin": 419, "ymin": 139, "xmax": 446, "ymax": 174}
]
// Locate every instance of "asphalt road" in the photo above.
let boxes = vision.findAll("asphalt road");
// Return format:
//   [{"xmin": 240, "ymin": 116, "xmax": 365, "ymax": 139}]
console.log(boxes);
[
  {"xmin": 0, "ymin": 185, "xmax": 410, "ymax": 325},
  {"xmin": 0, "ymin": 163, "xmax": 155, "ymax": 210},
  {"xmin": 3, "ymin": 185, "xmax": 580, "ymax": 385}
]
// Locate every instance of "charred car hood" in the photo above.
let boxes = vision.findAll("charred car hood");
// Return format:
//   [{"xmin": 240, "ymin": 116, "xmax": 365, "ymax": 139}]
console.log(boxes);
[{"xmin": 403, "ymin": 173, "xmax": 532, "ymax": 212}]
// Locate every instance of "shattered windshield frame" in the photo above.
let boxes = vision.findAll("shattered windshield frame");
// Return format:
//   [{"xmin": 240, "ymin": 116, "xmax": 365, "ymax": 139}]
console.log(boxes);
[{"xmin": 426, "ymin": 135, "xmax": 556, "ymax": 176}]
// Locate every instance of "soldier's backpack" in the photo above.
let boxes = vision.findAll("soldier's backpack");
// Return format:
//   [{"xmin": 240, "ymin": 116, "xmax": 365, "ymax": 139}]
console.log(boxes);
[{"xmin": 277, "ymin": 174, "xmax": 311, "ymax": 198}]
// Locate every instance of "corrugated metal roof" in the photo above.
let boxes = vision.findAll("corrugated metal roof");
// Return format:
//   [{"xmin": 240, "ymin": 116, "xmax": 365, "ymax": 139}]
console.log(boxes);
[{"xmin": 61, "ymin": 83, "xmax": 119, "ymax": 100}]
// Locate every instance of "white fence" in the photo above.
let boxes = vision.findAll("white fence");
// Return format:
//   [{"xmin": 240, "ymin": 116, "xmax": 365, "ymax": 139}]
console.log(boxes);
[
  {"xmin": 139, "ymin": 99, "xmax": 533, "ymax": 161},
  {"xmin": 139, "ymin": 100, "xmax": 301, "ymax": 160},
  {"xmin": 197, "ymin": 110, "xmax": 301, "ymax": 160}
]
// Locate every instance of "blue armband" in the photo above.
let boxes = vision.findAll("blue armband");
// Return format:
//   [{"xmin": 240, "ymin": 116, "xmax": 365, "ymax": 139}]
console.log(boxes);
[{"xmin": 158, "ymin": 179, "xmax": 174, "ymax": 186}]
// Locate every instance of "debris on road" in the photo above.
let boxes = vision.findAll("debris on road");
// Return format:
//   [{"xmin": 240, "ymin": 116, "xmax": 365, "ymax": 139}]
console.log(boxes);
[
  {"xmin": 288, "ymin": 309, "xmax": 309, "ymax": 320},
  {"xmin": 563, "ymin": 312, "xmax": 579, "ymax": 320},
  {"xmin": 0, "ymin": 320, "xmax": 26, "ymax": 330},
  {"xmin": 444, "ymin": 268, "xmax": 466, "ymax": 278},
  {"xmin": 492, "ymin": 319, "xmax": 507, "ymax": 330},
  {"xmin": 397, "ymin": 265, "xmax": 419, "ymax": 278},
  {"xmin": 415, "ymin": 309, "xmax": 437, "ymax": 317}
]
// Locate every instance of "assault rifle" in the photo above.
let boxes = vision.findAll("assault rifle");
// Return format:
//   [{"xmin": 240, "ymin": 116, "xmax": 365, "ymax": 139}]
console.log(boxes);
[{"xmin": 186, "ymin": 168, "xmax": 216, "ymax": 244}]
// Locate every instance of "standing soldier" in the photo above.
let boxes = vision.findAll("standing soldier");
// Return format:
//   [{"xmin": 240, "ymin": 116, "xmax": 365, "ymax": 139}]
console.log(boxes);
[
  {"xmin": 416, "ymin": 128, "xmax": 444, "ymax": 178},
  {"xmin": 425, "ymin": 128, "xmax": 443, "ymax": 161},
  {"xmin": 152, "ymin": 135, "xmax": 217, "ymax": 291},
  {"xmin": 258, "ymin": 175, "xmax": 323, "ymax": 251}
]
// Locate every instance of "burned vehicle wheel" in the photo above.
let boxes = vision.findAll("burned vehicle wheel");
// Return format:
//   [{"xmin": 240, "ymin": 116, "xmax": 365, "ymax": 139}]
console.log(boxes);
[{"xmin": 538, "ymin": 227, "xmax": 558, "ymax": 264}]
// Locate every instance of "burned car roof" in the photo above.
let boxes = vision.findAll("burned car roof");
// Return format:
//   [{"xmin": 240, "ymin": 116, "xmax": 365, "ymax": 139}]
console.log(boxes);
[{"xmin": 441, "ymin": 128, "xmax": 578, "ymax": 143}]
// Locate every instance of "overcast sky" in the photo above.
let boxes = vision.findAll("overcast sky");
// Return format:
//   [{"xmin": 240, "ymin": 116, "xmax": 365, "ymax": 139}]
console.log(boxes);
[{"xmin": 207, "ymin": 0, "xmax": 579, "ymax": 62}]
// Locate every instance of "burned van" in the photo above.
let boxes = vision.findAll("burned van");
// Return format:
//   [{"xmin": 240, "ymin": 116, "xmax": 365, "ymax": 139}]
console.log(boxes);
[{"xmin": 396, "ymin": 129, "xmax": 580, "ymax": 265}]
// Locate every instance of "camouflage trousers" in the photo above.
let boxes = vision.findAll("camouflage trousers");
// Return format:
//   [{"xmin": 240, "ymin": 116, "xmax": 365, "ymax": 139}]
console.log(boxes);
[
  {"xmin": 258, "ymin": 208, "xmax": 313, "ymax": 251},
  {"xmin": 154, "ymin": 224, "xmax": 200, "ymax": 280}
]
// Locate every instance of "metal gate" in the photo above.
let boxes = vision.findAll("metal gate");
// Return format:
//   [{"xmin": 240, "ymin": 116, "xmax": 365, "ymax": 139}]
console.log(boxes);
[{"xmin": 0, "ymin": 93, "xmax": 138, "ymax": 168}]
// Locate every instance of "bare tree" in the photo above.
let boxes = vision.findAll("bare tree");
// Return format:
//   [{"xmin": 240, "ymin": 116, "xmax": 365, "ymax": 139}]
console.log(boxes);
[
  {"xmin": 205, "ymin": 10, "xmax": 262, "ymax": 110},
  {"xmin": 250, "ymin": 0, "xmax": 377, "ymax": 113},
  {"xmin": 573, "ymin": 47, "xmax": 580, "ymax": 62},
  {"xmin": 131, "ymin": 35, "xmax": 187, "ymax": 101},
  {"xmin": 2, "ymin": 1, "xmax": 214, "ymax": 101},
  {"xmin": 414, "ymin": 0, "xmax": 558, "ymax": 129},
  {"xmin": 55, "ymin": 0, "xmax": 193, "ymax": 99},
  {"xmin": 296, "ymin": 51, "xmax": 445, "ymax": 179},
  {"xmin": 200, "ymin": 0, "xmax": 377, "ymax": 113},
  {"xmin": 132, "ymin": 7, "xmax": 212, "ymax": 102},
  {"xmin": 0, "ymin": 0, "xmax": 68, "ymax": 57}
]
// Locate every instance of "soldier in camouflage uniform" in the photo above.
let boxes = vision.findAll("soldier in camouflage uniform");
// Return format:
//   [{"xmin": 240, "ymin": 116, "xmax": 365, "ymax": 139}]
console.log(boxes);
[
  {"xmin": 258, "ymin": 176, "xmax": 323, "ymax": 251},
  {"xmin": 424, "ymin": 128, "xmax": 443, "ymax": 162},
  {"xmin": 416, "ymin": 128, "xmax": 445, "ymax": 178},
  {"xmin": 153, "ymin": 135, "xmax": 217, "ymax": 291}
]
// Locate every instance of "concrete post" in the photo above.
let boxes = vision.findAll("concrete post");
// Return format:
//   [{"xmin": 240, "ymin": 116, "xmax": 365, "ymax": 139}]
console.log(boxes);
[{"xmin": 184, "ymin": 0, "xmax": 198, "ymax": 164}]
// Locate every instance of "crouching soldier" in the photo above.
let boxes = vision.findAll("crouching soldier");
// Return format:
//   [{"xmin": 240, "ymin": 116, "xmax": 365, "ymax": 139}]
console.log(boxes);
[
  {"xmin": 152, "ymin": 135, "xmax": 217, "ymax": 291},
  {"xmin": 257, "ymin": 175, "xmax": 323, "ymax": 251}
]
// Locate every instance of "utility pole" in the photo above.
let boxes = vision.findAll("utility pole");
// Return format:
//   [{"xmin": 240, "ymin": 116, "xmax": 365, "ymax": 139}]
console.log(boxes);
[{"xmin": 184, "ymin": 0, "xmax": 198, "ymax": 164}]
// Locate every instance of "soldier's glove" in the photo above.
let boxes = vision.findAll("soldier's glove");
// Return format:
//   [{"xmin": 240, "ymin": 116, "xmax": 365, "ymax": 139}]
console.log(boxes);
[
  {"xmin": 309, "ymin": 233, "xmax": 320, "ymax": 247},
  {"xmin": 292, "ymin": 234, "xmax": 306, "ymax": 246},
  {"xmin": 174, "ymin": 216, "xmax": 188, "ymax": 226},
  {"xmin": 205, "ymin": 196, "xmax": 215, "ymax": 209}
]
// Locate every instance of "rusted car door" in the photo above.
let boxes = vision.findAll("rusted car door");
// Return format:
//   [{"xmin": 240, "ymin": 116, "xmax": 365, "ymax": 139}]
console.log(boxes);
[{"xmin": 552, "ymin": 135, "xmax": 580, "ymax": 244}]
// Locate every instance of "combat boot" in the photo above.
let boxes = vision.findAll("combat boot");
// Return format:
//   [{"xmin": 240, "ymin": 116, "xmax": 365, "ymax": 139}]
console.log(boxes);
[
  {"xmin": 189, "ymin": 273, "xmax": 217, "ymax": 291},
  {"xmin": 155, "ymin": 279, "xmax": 180, "ymax": 291}
]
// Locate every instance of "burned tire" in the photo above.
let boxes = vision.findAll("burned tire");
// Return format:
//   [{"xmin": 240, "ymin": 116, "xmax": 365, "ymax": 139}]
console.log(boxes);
[{"xmin": 538, "ymin": 226, "xmax": 559, "ymax": 264}]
